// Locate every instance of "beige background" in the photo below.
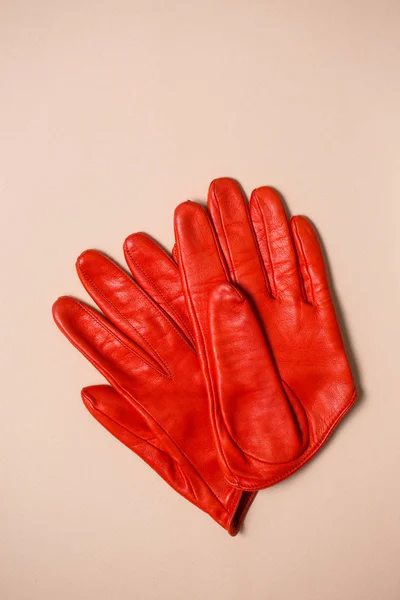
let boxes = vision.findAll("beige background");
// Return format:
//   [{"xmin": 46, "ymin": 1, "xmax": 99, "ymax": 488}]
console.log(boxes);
[{"xmin": 1, "ymin": 1, "xmax": 400, "ymax": 599}]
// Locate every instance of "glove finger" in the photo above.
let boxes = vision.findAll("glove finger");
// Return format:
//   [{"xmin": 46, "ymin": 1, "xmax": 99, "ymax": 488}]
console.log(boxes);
[
  {"xmin": 207, "ymin": 178, "xmax": 271, "ymax": 307},
  {"xmin": 174, "ymin": 200, "xmax": 230, "ymax": 337},
  {"xmin": 124, "ymin": 233, "xmax": 194, "ymax": 345},
  {"xmin": 52, "ymin": 296, "xmax": 164, "ymax": 394},
  {"xmin": 77, "ymin": 250, "xmax": 194, "ymax": 368},
  {"xmin": 209, "ymin": 283, "xmax": 307, "ymax": 473},
  {"xmin": 290, "ymin": 216, "xmax": 331, "ymax": 307},
  {"xmin": 249, "ymin": 186, "xmax": 303, "ymax": 300},
  {"xmin": 174, "ymin": 202, "xmax": 231, "ymax": 451},
  {"xmin": 81, "ymin": 385, "xmax": 193, "ymax": 498}
]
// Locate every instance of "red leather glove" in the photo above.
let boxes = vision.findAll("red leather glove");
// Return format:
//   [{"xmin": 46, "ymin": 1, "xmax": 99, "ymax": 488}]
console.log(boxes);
[
  {"xmin": 172, "ymin": 178, "xmax": 357, "ymax": 490},
  {"xmin": 52, "ymin": 247, "xmax": 256, "ymax": 535}
]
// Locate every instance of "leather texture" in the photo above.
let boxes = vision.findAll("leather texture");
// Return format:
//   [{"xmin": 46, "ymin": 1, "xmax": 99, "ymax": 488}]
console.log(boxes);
[
  {"xmin": 172, "ymin": 178, "xmax": 357, "ymax": 490},
  {"xmin": 52, "ymin": 246, "xmax": 256, "ymax": 535}
]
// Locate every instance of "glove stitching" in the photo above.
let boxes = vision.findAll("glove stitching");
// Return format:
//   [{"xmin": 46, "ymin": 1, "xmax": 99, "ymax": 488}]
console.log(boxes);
[
  {"xmin": 267, "ymin": 387, "xmax": 357, "ymax": 485},
  {"xmin": 78, "ymin": 261, "xmax": 173, "ymax": 379},
  {"xmin": 252, "ymin": 194, "xmax": 278, "ymax": 298},
  {"xmin": 232, "ymin": 387, "xmax": 357, "ymax": 489},
  {"xmin": 176, "ymin": 211, "xmax": 242, "ymax": 488},
  {"xmin": 212, "ymin": 193, "xmax": 238, "ymax": 284},
  {"xmin": 85, "ymin": 395, "xmax": 198, "ymax": 503},
  {"xmin": 213, "ymin": 188, "xmax": 272, "ymax": 303},
  {"xmin": 124, "ymin": 245, "xmax": 196, "ymax": 352},
  {"xmin": 65, "ymin": 297, "xmax": 169, "ymax": 378},
  {"xmin": 291, "ymin": 218, "xmax": 315, "ymax": 305},
  {"xmin": 220, "ymin": 384, "xmax": 307, "ymax": 470},
  {"xmin": 62, "ymin": 300, "xmax": 231, "ymax": 514}
]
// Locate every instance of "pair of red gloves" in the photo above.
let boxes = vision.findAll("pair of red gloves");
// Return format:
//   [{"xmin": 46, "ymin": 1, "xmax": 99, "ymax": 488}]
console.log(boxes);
[{"xmin": 53, "ymin": 178, "xmax": 357, "ymax": 535}]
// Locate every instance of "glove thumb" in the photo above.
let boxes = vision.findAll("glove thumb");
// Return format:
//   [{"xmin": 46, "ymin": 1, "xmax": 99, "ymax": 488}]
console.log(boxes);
[{"xmin": 208, "ymin": 283, "xmax": 308, "ymax": 486}]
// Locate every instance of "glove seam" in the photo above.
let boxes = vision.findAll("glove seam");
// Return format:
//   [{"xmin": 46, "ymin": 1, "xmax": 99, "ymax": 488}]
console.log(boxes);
[
  {"xmin": 124, "ymin": 244, "xmax": 196, "ymax": 352},
  {"xmin": 62, "ymin": 297, "xmax": 169, "ymax": 378},
  {"xmin": 78, "ymin": 259, "xmax": 172, "ymax": 379},
  {"xmin": 213, "ymin": 185, "xmax": 273, "ymax": 303},
  {"xmin": 291, "ymin": 217, "xmax": 315, "ymax": 305},
  {"xmin": 251, "ymin": 192, "xmax": 277, "ymax": 298},
  {"xmin": 86, "ymin": 394, "xmax": 199, "ymax": 502},
  {"xmin": 230, "ymin": 387, "xmax": 357, "ymax": 489},
  {"xmin": 175, "ymin": 211, "xmax": 243, "ymax": 488},
  {"xmin": 219, "ymin": 380, "xmax": 307, "ymax": 470},
  {"xmin": 58, "ymin": 299, "xmax": 233, "ymax": 516},
  {"xmin": 211, "ymin": 189, "xmax": 238, "ymax": 284}
]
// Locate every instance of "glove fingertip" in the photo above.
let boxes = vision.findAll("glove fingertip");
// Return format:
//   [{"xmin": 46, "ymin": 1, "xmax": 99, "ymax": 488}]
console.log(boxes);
[
  {"xmin": 52, "ymin": 296, "xmax": 81, "ymax": 330},
  {"xmin": 173, "ymin": 200, "xmax": 198, "ymax": 229},
  {"xmin": 81, "ymin": 385, "xmax": 118, "ymax": 413},
  {"xmin": 123, "ymin": 231, "xmax": 148, "ymax": 255},
  {"xmin": 81, "ymin": 386, "xmax": 100, "ymax": 411},
  {"xmin": 210, "ymin": 282, "xmax": 245, "ymax": 307}
]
